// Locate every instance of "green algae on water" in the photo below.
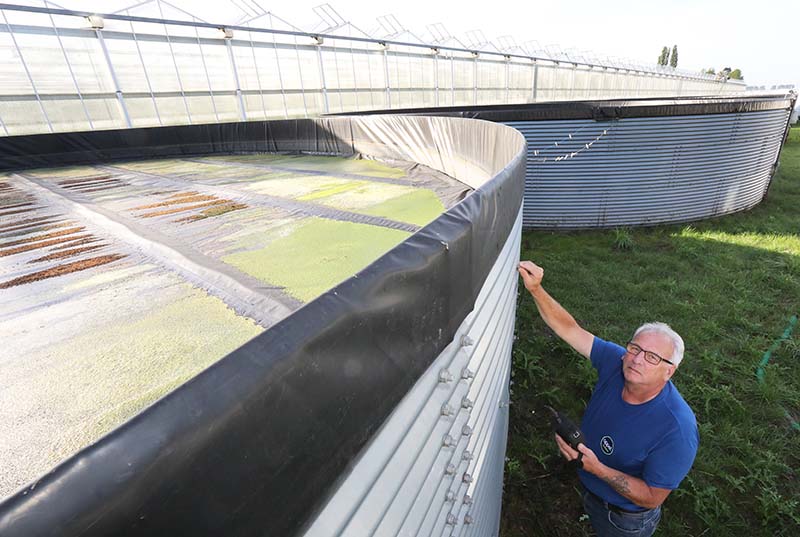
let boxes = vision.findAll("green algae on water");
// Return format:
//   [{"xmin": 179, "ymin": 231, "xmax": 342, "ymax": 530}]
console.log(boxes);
[
  {"xmin": 361, "ymin": 189, "xmax": 445, "ymax": 227},
  {"xmin": 245, "ymin": 176, "xmax": 368, "ymax": 200},
  {"xmin": 296, "ymin": 179, "xmax": 371, "ymax": 201},
  {"xmin": 212, "ymin": 154, "xmax": 408, "ymax": 178},
  {"xmin": 223, "ymin": 217, "xmax": 410, "ymax": 302}
]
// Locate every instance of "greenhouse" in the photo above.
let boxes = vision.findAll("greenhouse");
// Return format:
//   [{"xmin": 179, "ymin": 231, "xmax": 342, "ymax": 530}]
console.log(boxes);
[
  {"xmin": 0, "ymin": 2, "xmax": 789, "ymax": 537},
  {"xmin": 0, "ymin": 1, "xmax": 742, "ymax": 135}
]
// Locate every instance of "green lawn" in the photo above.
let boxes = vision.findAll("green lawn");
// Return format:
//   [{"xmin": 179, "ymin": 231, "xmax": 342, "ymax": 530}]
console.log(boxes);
[{"xmin": 501, "ymin": 128, "xmax": 800, "ymax": 536}]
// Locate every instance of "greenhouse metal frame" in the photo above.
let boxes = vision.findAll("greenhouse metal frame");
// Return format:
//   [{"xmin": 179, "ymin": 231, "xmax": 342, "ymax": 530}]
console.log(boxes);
[{"xmin": 0, "ymin": 2, "xmax": 744, "ymax": 135}]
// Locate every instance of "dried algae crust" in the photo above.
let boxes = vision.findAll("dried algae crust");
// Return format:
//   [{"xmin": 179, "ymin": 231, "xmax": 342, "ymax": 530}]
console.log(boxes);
[{"xmin": 0, "ymin": 278, "xmax": 263, "ymax": 497}]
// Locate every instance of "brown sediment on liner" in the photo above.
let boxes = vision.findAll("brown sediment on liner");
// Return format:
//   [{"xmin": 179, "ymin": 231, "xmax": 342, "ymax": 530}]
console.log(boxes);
[
  {"xmin": 139, "ymin": 199, "xmax": 230, "ymax": 218},
  {"xmin": 133, "ymin": 194, "xmax": 218, "ymax": 210},
  {"xmin": 178, "ymin": 202, "xmax": 248, "ymax": 222},
  {"xmin": 168, "ymin": 191, "xmax": 200, "ymax": 199},
  {"xmin": 66, "ymin": 178, "xmax": 121, "ymax": 190},
  {"xmin": 0, "ymin": 221, "xmax": 75, "ymax": 238},
  {"xmin": 0, "ymin": 202, "xmax": 34, "ymax": 211},
  {"xmin": 0, "ymin": 207, "xmax": 40, "ymax": 217},
  {"xmin": 0, "ymin": 216, "xmax": 58, "ymax": 231},
  {"xmin": 51, "ymin": 236, "xmax": 102, "ymax": 251},
  {"xmin": 0, "ymin": 233, "xmax": 92, "ymax": 257},
  {"xmin": 147, "ymin": 190, "xmax": 177, "ymax": 197},
  {"xmin": 68, "ymin": 177, "xmax": 122, "ymax": 188},
  {"xmin": 58, "ymin": 175, "xmax": 112, "ymax": 186},
  {"xmin": 78, "ymin": 183, "xmax": 127, "ymax": 194},
  {"xmin": 37, "ymin": 221, "xmax": 75, "ymax": 232},
  {"xmin": 0, "ymin": 226, "xmax": 85, "ymax": 248},
  {"xmin": 0, "ymin": 254, "xmax": 126, "ymax": 289},
  {"xmin": 28, "ymin": 243, "xmax": 106, "ymax": 264},
  {"xmin": 0, "ymin": 219, "xmax": 64, "ymax": 235}
]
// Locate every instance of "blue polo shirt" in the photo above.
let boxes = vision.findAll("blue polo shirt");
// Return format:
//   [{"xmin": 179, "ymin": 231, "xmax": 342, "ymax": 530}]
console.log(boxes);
[{"xmin": 578, "ymin": 337, "xmax": 699, "ymax": 512}]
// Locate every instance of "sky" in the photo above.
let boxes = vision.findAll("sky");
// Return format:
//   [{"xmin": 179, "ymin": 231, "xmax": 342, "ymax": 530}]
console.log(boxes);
[{"xmin": 50, "ymin": 0, "xmax": 799, "ymax": 90}]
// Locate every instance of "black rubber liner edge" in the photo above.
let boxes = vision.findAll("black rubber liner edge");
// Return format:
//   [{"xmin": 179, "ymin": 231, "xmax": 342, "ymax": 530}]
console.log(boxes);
[
  {"xmin": 331, "ymin": 92, "xmax": 797, "ymax": 122},
  {"xmin": 0, "ymin": 116, "xmax": 526, "ymax": 537}
]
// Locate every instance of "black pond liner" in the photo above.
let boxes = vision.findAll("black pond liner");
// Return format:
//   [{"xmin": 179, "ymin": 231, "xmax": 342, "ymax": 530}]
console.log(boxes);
[
  {"xmin": 333, "ymin": 93, "xmax": 796, "ymax": 122},
  {"xmin": 0, "ymin": 116, "xmax": 526, "ymax": 537}
]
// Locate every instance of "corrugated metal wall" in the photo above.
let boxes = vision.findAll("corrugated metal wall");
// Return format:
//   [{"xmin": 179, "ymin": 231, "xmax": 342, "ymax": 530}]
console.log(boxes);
[
  {"xmin": 509, "ymin": 108, "xmax": 791, "ymax": 228},
  {"xmin": 303, "ymin": 208, "xmax": 521, "ymax": 537}
]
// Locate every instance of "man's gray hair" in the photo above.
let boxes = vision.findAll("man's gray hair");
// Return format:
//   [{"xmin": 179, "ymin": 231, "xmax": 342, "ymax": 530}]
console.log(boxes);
[{"xmin": 633, "ymin": 322, "xmax": 685, "ymax": 367}]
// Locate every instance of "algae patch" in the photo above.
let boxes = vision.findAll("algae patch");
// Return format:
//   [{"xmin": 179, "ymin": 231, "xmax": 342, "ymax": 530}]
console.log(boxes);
[
  {"xmin": 361, "ymin": 189, "xmax": 445, "ymax": 227},
  {"xmin": 296, "ymin": 179, "xmax": 371, "ymax": 201},
  {"xmin": 213, "ymin": 154, "xmax": 408, "ymax": 179},
  {"xmin": 223, "ymin": 217, "xmax": 410, "ymax": 302},
  {"xmin": 243, "ymin": 176, "xmax": 367, "ymax": 200}
]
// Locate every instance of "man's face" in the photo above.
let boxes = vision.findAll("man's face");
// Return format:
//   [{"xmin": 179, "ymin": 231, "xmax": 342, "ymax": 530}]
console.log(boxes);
[{"xmin": 622, "ymin": 331, "xmax": 676, "ymax": 388}]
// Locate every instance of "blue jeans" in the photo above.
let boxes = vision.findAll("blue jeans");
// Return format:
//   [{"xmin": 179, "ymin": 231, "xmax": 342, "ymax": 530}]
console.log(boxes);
[{"xmin": 582, "ymin": 488, "xmax": 662, "ymax": 536}]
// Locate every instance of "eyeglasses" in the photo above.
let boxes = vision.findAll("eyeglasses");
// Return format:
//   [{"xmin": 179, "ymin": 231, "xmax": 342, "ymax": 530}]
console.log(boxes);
[{"xmin": 625, "ymin": 341, "xmax": 675, "ymax": 366}]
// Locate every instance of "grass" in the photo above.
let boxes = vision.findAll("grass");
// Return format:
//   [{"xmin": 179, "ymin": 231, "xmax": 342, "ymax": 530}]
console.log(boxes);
[{"xmin": 501, "ymin": 128, "xmax": 800, "ymax": 536}]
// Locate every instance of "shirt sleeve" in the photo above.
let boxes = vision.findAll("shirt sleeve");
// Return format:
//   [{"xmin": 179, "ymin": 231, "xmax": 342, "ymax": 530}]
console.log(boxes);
[
  {"xmin": 642, "ymin": 422, "xmax": 699, "ymax": 490},
  {"xmin": 589, "ymin": 337, "xmax": 626, "ymax": 383}
]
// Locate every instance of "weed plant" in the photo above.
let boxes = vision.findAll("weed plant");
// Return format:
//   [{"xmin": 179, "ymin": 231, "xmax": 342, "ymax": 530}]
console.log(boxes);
[{"xmin": 501, "ymin": 129, "xmax": 800, "ymax": 536}]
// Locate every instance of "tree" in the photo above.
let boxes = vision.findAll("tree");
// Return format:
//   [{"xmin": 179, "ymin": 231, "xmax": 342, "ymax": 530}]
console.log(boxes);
[
  {"xmin": 729, "ymin": 68, "xmax": 743, "ymax": 80},
  {"xmin": 705, "ymin": 68, "xmax": 716, "ymax": 75},
  {"xmin": 658, "ymin": 46, "xmax": 669, "ymax": 66},
  {"xmin": 669, "ymin": 45, "xmax": 678, "ymax": 68}
]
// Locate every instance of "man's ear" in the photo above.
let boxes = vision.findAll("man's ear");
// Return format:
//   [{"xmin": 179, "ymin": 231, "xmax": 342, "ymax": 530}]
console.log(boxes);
[{"xmin": 664, "ymin": 365, "xmax": 676, "ymax": 381}]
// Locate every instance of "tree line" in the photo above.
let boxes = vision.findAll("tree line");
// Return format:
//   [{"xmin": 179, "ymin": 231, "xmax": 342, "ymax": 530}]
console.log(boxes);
[
  {"xmin": 657, "ymin": 45, "xmax": 678, "ymax": 68},
  {"xmin": 657, "ymin": 45, "xmax": 743, "ymax": 80},
  {"xmin": 702, "ymin": 67, "xmax": 743, "ymax": 80}
]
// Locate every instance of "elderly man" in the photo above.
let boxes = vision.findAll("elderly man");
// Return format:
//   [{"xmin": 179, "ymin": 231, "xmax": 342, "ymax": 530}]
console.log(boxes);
[{"xmin": 518, "ymin": 260, "xmax": 698, "ymax": 537}]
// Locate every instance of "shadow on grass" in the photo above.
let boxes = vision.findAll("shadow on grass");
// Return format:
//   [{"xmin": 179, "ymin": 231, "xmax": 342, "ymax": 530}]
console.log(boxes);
[{"xmin": 501, "ymin": 137, "xmax": 800, "ymax": 537}]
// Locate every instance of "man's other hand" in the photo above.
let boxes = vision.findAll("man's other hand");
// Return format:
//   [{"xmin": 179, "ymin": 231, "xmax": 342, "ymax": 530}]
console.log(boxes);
[
  {"xmin": 554, "ymin": 433, "xmax": 580, "ymax": 462},
  {"xmin": 577, "ymin": 444, "xmax": 601, "ymax": 475},
  {"xmin": 555, "ymin": 434, "xmax": 602, "ymax": 475},
  {"xmin": 518, "ymin": 261, "xmax": 543, "ymax": 292}
]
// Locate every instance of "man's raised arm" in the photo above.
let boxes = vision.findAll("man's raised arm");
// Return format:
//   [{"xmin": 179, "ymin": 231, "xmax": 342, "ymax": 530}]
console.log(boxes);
[{"xmin": 518, "ymin": 260, "xmax": 594, "ymax": 359}]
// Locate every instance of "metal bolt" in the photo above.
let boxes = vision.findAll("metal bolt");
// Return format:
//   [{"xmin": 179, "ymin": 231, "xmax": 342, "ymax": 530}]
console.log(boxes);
[
  {"xmin": 462, "ymin": 450, "xmax": 473, "ymax": 461},
  {"xmin": 463, "ymin": 494, "xmax": 473, "ymax": 505},
  {"xmin": 446, "ymin": 513, "xmax": 457, "ymax": 525},
  {"xmin": 443, "ymin": 434, "xmax": 455, "ymax": 447},
  {"xmin": 462, "ymin": 424, "xmax": 473, "ymax": 437},
  {"xmin": 441, "ymin": 403, "xmax": 455, "ymax": 416},
  {"xmin": 445, "ymin": 463, "xmax": 456, "ymax": 475},
  {"xmin": 461, "ymin": 397, "xmax": 474, "ymax": 410},
  {"xmin": 460, "ymin": 335, "xmax": 475, "ymax": 347},
  {"xmin": 463, "ymin": 473, "xmax": 474, "ymax": 484},
  {"xmin": 439, "ymin": 369, "xmax": 453, "ymax": 383},
  {"xmin": 461, "ymin": 368, "xmax": 475, "ymax": 380},
  {"xmin": 445, "ymin": 490, "xmax": 456, "ymax": 502},
  {"xmin": 464, "ymin": 514, "xmax": 474, "ymax": 525}
]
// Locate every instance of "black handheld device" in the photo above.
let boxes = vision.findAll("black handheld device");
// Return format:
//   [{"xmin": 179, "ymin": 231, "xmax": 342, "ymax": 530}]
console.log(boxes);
[{"xmin": 545, "ymin": 405, "xmax": 586, "ymax": 453}]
